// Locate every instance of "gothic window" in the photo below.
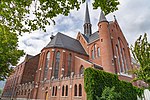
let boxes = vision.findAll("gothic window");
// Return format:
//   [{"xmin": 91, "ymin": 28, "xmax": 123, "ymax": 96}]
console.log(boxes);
[
  {"xmin": 91, "ymin": 44, "xmax": 97, "ymax": 59},
  {"xmin": 94, "ymin": 44, "xmax": 96, "ymax": 57},
  {"xmin": 43, "ymin": 52, "xmax": 50, "ymax": 80},
  {"xmin": 55, "ymin": 86, "xmax": 57, "ymax": 96},
  {"xmin": 123, "ymin": 48, "xmax": 128, "ymax": 72},
  {"xmin": 80, "ymin": 65, "xmax": 84, "ymax": 75},
  {"xmin": 65, "ymin": 85, "xmax": 68, "ymax": 96},
  {"xmin": 79, "ymin": 84, "xmax": 82, "ymax": 96},
  {"xmin": 97, "ymin": 47, "xmax": 100, "ymax": 57},
  {"xmin": 116, "ymin": 45, "xmax": 121, "ymax": 73},
  {"xmin": 74, "ymin": 84, "xmax": 77, "ymax": 96},
  {"xmin": 54, "ymin": 51, "xmax": 60, "ymax": 78},
  {"xmin": 118, "ymin": 39, "xmax": 124, "ymax": 73},
  {"xmin": 67, "ymin": 53, "xmax": 72, "ymax": 76},
  {"xmin": 52, "ymin": 86, "xmax": 55, "ymax": 96},
  {"xmin": 24, "ymin": 90, "xmax": 27, "ymax": 95},
  {"xmin": 21, "ymin": 90, "xmax": 23, "ymax": 95},
  {"xmin": 62, "ymin": 85, "xmax": 64, "ymax": 96},
  {"xmin": 91, "ymin": 50, "xmax": 94, "ymax": 59}
]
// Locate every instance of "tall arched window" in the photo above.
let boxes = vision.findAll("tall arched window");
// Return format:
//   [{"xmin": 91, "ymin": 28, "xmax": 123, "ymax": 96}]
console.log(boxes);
[
  {"xmin": 52, "ymin": 86, "xmax": 55, "ymax": 96},
  {"xmin": 80, "ymin": 65, "xmax": 84, "ymax": 75},
  {"xmin": 66, "ymin": 85, "xmax": 68, "ymax": 96},
  {"xmin": 123, "ymin": 48, "xmax": 128, "ymax": 72},
  {"xmin": 21, "ymin": 90, "xmax": 23, "ymax": 95},
  {"xmin": 118, "ymin": 39, "xmax": 125, "ymax": 73},
  {"xmin": 79, "ymin": 84, "xmax": 82, "ymax": 96},
  {"xmin": 97, "ymin": 47, "xmax": 100, "ymax": 57},
  {"xmin": 74, "ymin": 84, "xmax": 77, "ymax": 96},
  {"xmin": 24, "ymin": 90, "xmax": 27, "ymax": 95},
  {"xmin": 94, "ymin": 44, "xmax": 96, "ymax": 57},
  {"xmin": 55, "ymin": 86, "xmax": 57, "ymax": 96},
  {"xmin": 54, "ymin": 51, "xmax": 60, "ymax": 78},
  {"xmin": 116, "ymin": 45, "xmax": 121, "ymax": 73},
  {"xmin": 62, "ymin": 85, "xmax": 64, "ymax": 96},
  {"xmin": 67, "ymin": 53, "xmax": 72, "ymax": 76},
  {"xmin": 91, "ymin": 50, "xmax": 94, "ymax": 59},
  {"xmin": 65, "ymin": 85, "xmax": 68, "ymax": 96},
  {"xmin": 43, "ymin": 52, "xmax": 50, "ymax": 79}
]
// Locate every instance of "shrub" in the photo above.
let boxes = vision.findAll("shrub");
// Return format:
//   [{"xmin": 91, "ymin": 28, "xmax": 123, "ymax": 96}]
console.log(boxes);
[{"xmin": 84, "ymin": 68, "xmax": 143, "ymax": 100}]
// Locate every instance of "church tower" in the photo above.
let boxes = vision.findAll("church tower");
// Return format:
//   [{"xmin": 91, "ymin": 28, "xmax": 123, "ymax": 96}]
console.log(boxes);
[
  {"xmin": 98, "ymin": 11, "xmax": 115, "ymax": 73},
  {"xmin": 84, "ymin": 2, "xmax": 92, "ymax": 39}
]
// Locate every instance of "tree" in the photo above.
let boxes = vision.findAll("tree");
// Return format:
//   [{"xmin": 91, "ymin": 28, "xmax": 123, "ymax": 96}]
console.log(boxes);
[
  {"xmin": 0, "ymin": 0, "xmax": 119, "ymax": 80},
  {"xmin": 131, "ymin": 33, "xmax": 150, "ymax": 88},
  {"xmin": 0, "ymin": 25, "xmax": 24, "ymax": 80},
  {"xmin": 0, "ymin": 0, "xmax": 120, "ymax": 34},
  {"xmin": 96, "ymin": 86, "xmax": 121, "ymax": 100}
]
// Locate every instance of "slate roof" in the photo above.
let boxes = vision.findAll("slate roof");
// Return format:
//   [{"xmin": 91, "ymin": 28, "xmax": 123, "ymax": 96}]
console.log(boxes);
[
  {"xmin": 82, "ymin": 31, "xmax": 99, "ymax": 43},
  {"xmin": 99, "ymin": 11, "xmax": 107, "ymax": 23},
  {"xmin": 45, "ymin": 32, "xmax": 87, "ymax": 55}
]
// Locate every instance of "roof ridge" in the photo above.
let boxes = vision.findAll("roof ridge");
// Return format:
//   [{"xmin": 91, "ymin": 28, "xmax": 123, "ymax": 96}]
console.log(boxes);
[{"xmin": 57, "ymin": 32, "xmax": 78, "ymax": 42}]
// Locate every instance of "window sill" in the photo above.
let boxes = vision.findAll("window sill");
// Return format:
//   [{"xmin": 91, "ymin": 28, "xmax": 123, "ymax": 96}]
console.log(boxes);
[
  {"xmin": 61, "ymin": 96, "xmax": 68, "ymax": 98},
  {"xmin": 74, "ymin": 96, "xmax": 82, "ymax": 99},
  {"xmin": 51, "ymin": 96, "xmax": 57, "ymax": 97},
  {"xmin": 118, "ymin": 73, "xmax": 132, "ymax": 78}
]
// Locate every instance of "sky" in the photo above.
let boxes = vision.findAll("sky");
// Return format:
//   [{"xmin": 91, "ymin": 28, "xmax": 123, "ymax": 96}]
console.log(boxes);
[{"xmin": 18, "ymin": 0, "xmax": 150, "ymax": 64}]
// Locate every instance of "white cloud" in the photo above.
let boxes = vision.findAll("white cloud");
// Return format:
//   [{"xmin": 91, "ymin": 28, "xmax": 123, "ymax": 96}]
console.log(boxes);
[{"xmin": 18, "ymin": 0, "xmax": 150, "ymax": 64}]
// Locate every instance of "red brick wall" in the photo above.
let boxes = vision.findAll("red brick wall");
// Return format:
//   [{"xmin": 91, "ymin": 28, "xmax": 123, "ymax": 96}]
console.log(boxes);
[
  {"xmin": 21, "ymin": 54, "xmax": 40, "ymax": 84},
  {"xmin": 97, "ymin": 21, "xmax": 115, "ymax": 73}
]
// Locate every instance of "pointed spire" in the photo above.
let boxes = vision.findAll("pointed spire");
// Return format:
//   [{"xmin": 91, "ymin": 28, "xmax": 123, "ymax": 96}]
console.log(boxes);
[
  {"xmin": 83, "ymin": 2, "xmax": 92, "ymax": 39},
  {"xmin": 99, "ymin": 11, "xmax": 108, "ymax": 23},
  {"xmin": 84, "ymin": 2, "xmax": 91, "ymax": 24}
]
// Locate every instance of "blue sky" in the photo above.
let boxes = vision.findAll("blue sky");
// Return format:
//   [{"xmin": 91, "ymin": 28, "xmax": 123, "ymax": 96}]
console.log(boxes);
[{"xmin": 18, "ymin": 0, "xmax": 150, "ymax": 63}]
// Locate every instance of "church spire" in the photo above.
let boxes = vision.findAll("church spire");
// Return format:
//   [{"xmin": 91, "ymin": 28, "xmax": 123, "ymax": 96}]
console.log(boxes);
[
  {"xmin": 84, "ymin": 2, "xmax": 91, "ymax": 24},
  {"xmin": 99, "ymin": 11, "xmax": 108, "ymax": 23},
  {"xmin": 84, "ymin": 2, "xmax": 92, "ymax": 39}
]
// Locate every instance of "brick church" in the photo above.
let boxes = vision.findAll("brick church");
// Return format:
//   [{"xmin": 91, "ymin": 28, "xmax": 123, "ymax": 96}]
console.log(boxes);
[{"xmin": 2, "ymin": 3, "xmax": 136, "ymax": 100}]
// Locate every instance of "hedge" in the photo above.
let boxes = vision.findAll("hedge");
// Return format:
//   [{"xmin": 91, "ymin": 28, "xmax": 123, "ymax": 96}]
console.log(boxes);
[{"xmin": 84, "ymin": 68, "xmax": 143, "ymax": 100}]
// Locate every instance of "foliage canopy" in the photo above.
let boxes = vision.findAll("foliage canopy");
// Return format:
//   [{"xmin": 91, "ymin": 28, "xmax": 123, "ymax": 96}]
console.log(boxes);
[
  {"xmin": 0, "ymin": 0, "xmax": 119, "ymax": 33},
  {"xmin": 84, "ymin": 68, "xmax": 143, "ymax": 100},
  {"xmin": 131, "ymin": 33, "xmax": 150, "ymax": 88},
  {"xmin": 0, "ymin": 25, "xmax": 24, "ymax": 80}
]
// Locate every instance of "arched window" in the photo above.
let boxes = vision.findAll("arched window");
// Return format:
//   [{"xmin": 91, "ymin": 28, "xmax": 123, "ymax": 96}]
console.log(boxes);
[
  {"xmin": 54, "ymin": 51, "xmax": 60, "ymax": 78},
  {"xmin": 91, "ymin": 50, "xmax": 94, "ymax": 59},
  {"xmin": 55, "ymin": 86, "xmax": 57, "ymax": 96},
  {"xmin": 123, "ymin": 48, "xmax": 128, "ymax": 72},
  {"xmin": 52, "ymin": 86, "xmax": 55, "ymax": 96},
  {"xmin": 79, "ymin": 84, "xmax": 82, "ymax": 96},
  {"xmin": 116, "ymin": 45, "xmax": 121, "ymax": 73},
  {"xmin": 65, "ymin": 85, "xmax": 68, "ymax": 96},
  {"xmin": 118, "ymin": 39, "xmax": 125, "ymax": 73},
  {"xmin": 21, "ymin": 90, "xmax": 23, "ymax": 95},
  {"xmin": 67, "ymin": 53, "xmax": 72, "ymax": 76},
  {"xmin": 62, "ymin": 85, "xmax": 64, "ymax": 96},
  {"xmin": 43, "ymin": 52, "xmax": 50, "ymax": 79},
  {"xmin": 97, "ymin": 48, "xmax": 100, "ymax": 57},
  {"xmin": 24, "ymin": 90, "xmax": 27, "ymax": 95},
  {"xmin": 80, "ymin": 65, "xmax": 84, "ymax": 75},
  {"xmin": 74, "ymin": 84, "xmax": 77, "ymax": 96},
  {"xmin": 94, "ymin": 44, "xmax": 96, "ymax": 57}
]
